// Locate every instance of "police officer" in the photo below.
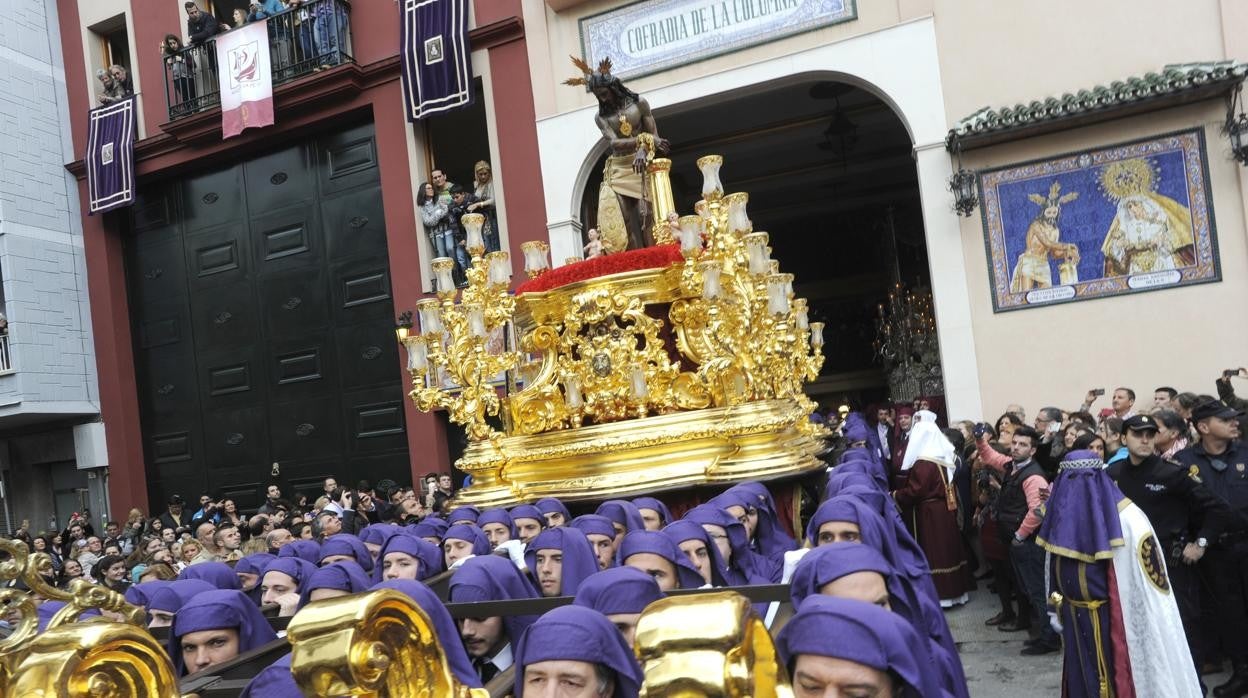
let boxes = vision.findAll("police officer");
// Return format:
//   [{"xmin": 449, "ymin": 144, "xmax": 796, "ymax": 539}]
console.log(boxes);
[
  {"xmin": 1106, "ymin": 414, "xmax": 1226, "ymax": 680},
  {"xmin": 1174, "ymin": 400, "xmax": 1248, "ymax": 698}
]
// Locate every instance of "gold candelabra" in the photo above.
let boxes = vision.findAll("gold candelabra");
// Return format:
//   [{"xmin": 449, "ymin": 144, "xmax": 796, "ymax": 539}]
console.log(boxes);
[{"xmin": 396, "ymin": 213, "xmax": 520, "ymax": 442}]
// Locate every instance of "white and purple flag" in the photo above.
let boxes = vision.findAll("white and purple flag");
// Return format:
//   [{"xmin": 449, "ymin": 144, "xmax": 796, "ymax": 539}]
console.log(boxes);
[
  {"xmin": 216, "ymin": 20, "xmax": 274, "ymax": 139},
  {"xmin": 400, "ymin": 0, "xmax": 473, "ymax": 120},
  {"xmin": 86, "ymin": 96, "xmax": 136, "ymax": 215}
]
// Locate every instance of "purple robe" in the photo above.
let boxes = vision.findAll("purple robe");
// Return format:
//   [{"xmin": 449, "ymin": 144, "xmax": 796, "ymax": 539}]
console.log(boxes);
[
  {"xmin": 776, "ymin": 596, "xmax": 944, "ymax": 698},
  {"xmin": 682, "ymin": 503, "xmax": 779, "ymax": 584},
  {"xmin": 476, "ymin": 508, "xmax": 516, "ymax": 538},
  {"xmin": 410, "ymin": 516, "xmax": 448, "ymax": 541},
  {"xmin": 535, "ymin": 498, "xmax": 571, "ymax": 524},
  {"xmin": 169, "ymin": 589, "xmax": 277, "ymax": 675},
  {"xmin": 570, "ymin": 514, "xmax": 617, "ymax": 541},
  {"xmin": 148, "ymin": 579, "xmax": 217, "ymax": 614},
  {"xmin": 447, "ymin": 505, "xmax": 480, "ymax": 525},
  {"xmin": 261, "ymin": 557, "xmax": 319, "ymax": 607},
  {"xmin": 125, "ymin": 579, "xmax": 171, "ymax": 607},
  {"xmin": 443, "ymin": 524, "xmax": 492, "ymax": 558},
  {"xmin": 524, "ymin": 526, "xmax": 600, "ymax": 597},
  {"xmin": 713, "ymin": 481, "xmax": 797, "ymax": 559},
  {"xmin": 574, "ymin": 566, "xmax": 664, "ymax": 615},
  {"xmin": 596, "ymin": 500, "xmax": 645, "ymax": 533},
  {"xmin": 514, "ymin": 606, "xmax": 642, "ymax": 698}
]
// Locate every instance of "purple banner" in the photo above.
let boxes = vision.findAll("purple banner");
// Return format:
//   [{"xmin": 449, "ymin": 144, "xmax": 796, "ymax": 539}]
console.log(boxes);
[
  {"xmin": 400, "ymin": 0, "xmax": 473, "ymax": 121},
  {"xmin": 86, "ymin": 96, "xmax": 136, "ymax": 215}
]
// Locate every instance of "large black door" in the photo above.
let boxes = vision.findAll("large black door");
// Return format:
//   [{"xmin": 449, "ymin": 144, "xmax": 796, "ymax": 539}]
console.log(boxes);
[{"xmin": 127, "ymin": 123, "xmax": 409, "ymax": 510}]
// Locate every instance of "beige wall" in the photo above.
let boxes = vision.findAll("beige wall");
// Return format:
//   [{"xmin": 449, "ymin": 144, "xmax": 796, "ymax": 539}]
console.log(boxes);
[{"xmin": 957, "ymin": 103, "xmax": 1248, "ymax": 419}]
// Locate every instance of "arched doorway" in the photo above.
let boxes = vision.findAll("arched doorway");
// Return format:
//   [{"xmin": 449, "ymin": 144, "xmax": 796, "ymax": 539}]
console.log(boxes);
[{"xmin": 575, "ymin": 76, "xmax": 940, "ymax": 411}]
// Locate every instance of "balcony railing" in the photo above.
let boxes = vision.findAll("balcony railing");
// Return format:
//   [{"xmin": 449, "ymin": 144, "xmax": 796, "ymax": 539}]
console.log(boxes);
[{"xmin": 162, "ymin": 0, "xmax": 354, "ymax": 122}]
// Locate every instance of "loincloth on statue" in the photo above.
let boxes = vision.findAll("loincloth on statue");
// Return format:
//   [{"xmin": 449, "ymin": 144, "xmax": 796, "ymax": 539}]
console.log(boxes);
[
  {"xmin": 597, "ymin": 154, "xmax": 646, "ymax": 253},
  {"xmin": 1010, "ymin": 252, "xmax": 1053, "ymax": 291}
]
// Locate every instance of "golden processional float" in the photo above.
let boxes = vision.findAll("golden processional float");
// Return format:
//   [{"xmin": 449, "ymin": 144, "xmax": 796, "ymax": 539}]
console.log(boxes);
[
  {"xmin": 396, "ymin": 153, "xmax": 829, "ymax": 507},
  {"xmin": 1, "ymin": 155, "xmax": 823, "ymax": 696}
]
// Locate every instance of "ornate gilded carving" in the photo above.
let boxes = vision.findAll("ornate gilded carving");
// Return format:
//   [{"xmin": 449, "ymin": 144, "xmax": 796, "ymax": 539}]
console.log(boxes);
[
  {"xmin": 636, "ymin": 591, "xmax": 793, "ymax": 697},
  {"xmin": 0, "ymin": 539, "xmax": 156, "ymax": 695},
  {"xmin": 8, "ymin": 622, "xmax": 180, "ymax": 698},
  {"xmin": 287, "ymin": 589, "xmax": 488, "ymax": 697}
]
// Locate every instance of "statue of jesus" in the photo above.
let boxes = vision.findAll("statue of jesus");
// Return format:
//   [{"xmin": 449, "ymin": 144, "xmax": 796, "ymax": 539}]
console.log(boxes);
[{"xmin": 566, "ymin": 56, "xmax": 669, "ymax": 252}]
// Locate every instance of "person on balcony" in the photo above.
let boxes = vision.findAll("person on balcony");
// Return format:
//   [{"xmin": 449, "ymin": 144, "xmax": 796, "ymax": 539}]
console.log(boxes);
[
  {"xmin": 184, "ymin": 3, "xmax": 221, "ymax": 46},
  {"xmin": 160, "ymin": 35, "xmax": 197, "ymax": 112},
  {"xmin": 311, "ymin": 0, "xmax": 349, "ymax": 70}
]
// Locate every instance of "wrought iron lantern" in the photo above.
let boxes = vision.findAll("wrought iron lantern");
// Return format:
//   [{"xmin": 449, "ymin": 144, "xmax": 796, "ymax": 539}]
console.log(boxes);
[
  {"xmin": 394, "ymin": 310, "xmax": 413, "ymax": 342},
  {"xmin": 1229, "ymin": 111, "xmax": 1248, "ymax": 165},
  {"xmin": 948, "ymin": 167, "xmax": 978, "ymax": 217}
]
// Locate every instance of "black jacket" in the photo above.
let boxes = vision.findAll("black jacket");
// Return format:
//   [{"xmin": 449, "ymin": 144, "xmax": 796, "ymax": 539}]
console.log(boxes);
[
  {"xmin": 1106, "ymin": 454, "xmax": 1226, "ymax": 545},
  {"xmin": 187, "ymin": 12, "xmax": 221, "ymax": 45}
]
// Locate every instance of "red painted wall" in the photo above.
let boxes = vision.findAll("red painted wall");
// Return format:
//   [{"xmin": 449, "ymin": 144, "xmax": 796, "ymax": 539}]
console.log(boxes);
[{"xmin": 54, "ymin": 0, "xmax": 548, "ymax": 513}]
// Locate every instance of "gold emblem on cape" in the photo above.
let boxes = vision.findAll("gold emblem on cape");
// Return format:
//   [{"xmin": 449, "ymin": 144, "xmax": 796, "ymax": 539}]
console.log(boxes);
[
  {"xmin": 1189, "ymin": 464, "xmax": 1203, "ymax": 483},
  {"xmin": 1137, "ymin": 533, "xmax": 1171, "ymax": 594},
  {"xmin": 618, "ymin": 113, "xmax": 633, "ymax": 137}
]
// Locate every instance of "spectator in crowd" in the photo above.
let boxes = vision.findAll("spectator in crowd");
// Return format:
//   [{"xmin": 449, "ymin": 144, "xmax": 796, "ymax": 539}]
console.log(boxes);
[
  {"xmin": 311, "ymin": 0, "xmax": 349, "ymax": 69},
  {"xmin": 257, "ymin": 483, "xmax": 285, "ymax": 516},
  {"xmin": 1155, "ymin": 386, "xmax": 1179, "ymax": 411},
  {"xmin": 469, "ymin": 160, "xmax": 500, "ymax": 252},
  {"xmin": 232, "ymin": 8, "xmax": 249, "ymax": 27},
  {"xmin": 95, "ymin": 69, "xmax": 127, "ymax": 105},
  {"xmin": 447, "ymin": 185, "xmax": 475, "ymax": 283},
  {"xmin": 1154, "ymin": 409, "xmax": 1190, "ymax": 458},
  {"xmin": 246, "ymin": 1, "xmax": 273, "ymax": 23},
  {"xmin": 432, "ymin": 168, "xmax": 454, "ymax": 201},
  {"xmin": 184, "ymin": 2, "xmax": 222, "ymax": 46},
  {"xmin": 418, "ymin": 181, "xmax": 455, "ymax": 287},
  {"xmin": 160, "ymin": 34, "xmax": 197, "ymax": 113},
  {"xmin": 108, "ymin": 65, "xmax": 133, "ymax": 97},
  {"xmin": 159, "ymin": 495, "xmax": 189, "ymax": 531}
]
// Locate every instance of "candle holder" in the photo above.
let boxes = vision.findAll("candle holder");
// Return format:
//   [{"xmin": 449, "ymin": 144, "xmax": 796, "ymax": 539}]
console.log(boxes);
[{"xmin": 522, "ymin": 240, "xmax": 550, "ymax": 278}]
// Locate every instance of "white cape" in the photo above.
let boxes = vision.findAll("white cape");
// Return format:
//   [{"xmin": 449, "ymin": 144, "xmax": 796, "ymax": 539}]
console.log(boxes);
[{"xmin": 1112, "ymin": 501, "xmax": 1202, "ymax": 697}]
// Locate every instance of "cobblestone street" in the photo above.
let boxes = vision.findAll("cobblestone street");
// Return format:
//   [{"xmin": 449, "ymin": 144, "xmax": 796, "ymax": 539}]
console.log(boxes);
[{"xmin": 947, "ymin": 589, "xmax": 1062, "ymax": 697}]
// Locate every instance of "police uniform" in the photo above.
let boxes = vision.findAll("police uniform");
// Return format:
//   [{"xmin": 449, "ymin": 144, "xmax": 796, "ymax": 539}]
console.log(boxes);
[
  {"xmin": 1173, "ymin": 401, "xmax": 1248, "ymax": 697},
  {"xmin": 1106, "ymin": 414, "xmax": 1227, "ymax": 671}
]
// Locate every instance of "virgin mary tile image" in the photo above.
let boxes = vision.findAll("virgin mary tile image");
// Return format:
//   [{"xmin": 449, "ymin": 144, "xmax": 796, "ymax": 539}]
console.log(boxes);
[{"xmin": 978, "ymin": 130, "xmax": 1220, "ymax": 312}]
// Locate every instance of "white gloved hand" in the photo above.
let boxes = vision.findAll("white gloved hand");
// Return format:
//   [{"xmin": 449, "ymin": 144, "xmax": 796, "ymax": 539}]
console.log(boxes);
[
  {"xmin": 1048, "ymin": 611, "xmax": 1063, "ymax": 634},
  {"xmin": 781, "ymin": 548, "xmax": 810, "ymax": 584},
  {"xmin": 449, "ymin": 554, "xmax": 475, "ymax": 570},
  {"xmin": 495, "ymin": 539, "xmax": 528, "ymax": 571}
]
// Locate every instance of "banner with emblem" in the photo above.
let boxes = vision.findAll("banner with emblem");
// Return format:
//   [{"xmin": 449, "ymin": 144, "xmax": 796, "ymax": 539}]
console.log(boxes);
[
  {"xmin": 216, "ymin": 20, "xmax": 275, "ymax": 139},
  {"xmin": 85, "ymin": 96, "xmax": 136, "ymax": 215},
  {"xmin": 399, "ymin": 0, "xmax": 473, "ymax": 121}
]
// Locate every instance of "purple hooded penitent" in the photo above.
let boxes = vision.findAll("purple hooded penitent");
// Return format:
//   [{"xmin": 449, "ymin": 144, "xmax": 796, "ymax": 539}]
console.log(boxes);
[
  {"xmin": 510, "ymin": 504, "xmax": 544, "ymax": 524},
  {"xmin": 372, "ymin": 579, "xmax": 483, "ymax": 688},
  {"xmin": 178, "ymin": 561, "xmax": 241, "ymax": 590},
  {"xmin": 148, "ymin": 579, "xmax": 217, "ymax": 614},
  {"xmin": 277, "ymin": 539, "xmax": 321, "ymax": 564},
  {"xmin": 573, "ymin": 566, "xmax": 665, "ymax": 615},
  {"xmin": 711, "ymin": 481, "xmax": 796, "ymax": 558},
  {"xmin": 376, "ymin": 532, "xmax": 444, "ymax": 582},
  {"xmin": 631, "ymin": 496, "xmax": 673, "ymax": 527},
  {"xmin": 595, "ymin": 500, "xmax": 645, "ymax": 534},
  {"xmin": 299, "ymin": 560, "xmax": 371, "ymax": 607},
  {"xmin": 570, "ymin": 514, "xmax": 617, "ymax": 541},
  {"xmin": 410, "ymin": 516, "xmax": 448, "ymax": 541},
  {"xmin": 1036, "ymin": 450, "xmax": 1124, "ymax": 561},
  {"xmin": 682, "ymin": 503, "xmax": 779, "ymax": 584},
  {"xmin": 776, "ymin": 596, "xmax": 944, "ymax": 698},
  {"xmin": 789, "ymin": 542, "xmax": 895, "ymax": 610},
  {"xmin": 476, "ymin": 508, "xmax": 516, "ymax": 538},
  {"xmin": 447, "ymin": 505, "xmax": 480, "ymax": 525},
  {"xmin": 125, "ymin": 579, "xmax": 171, "ymax": 607},
  {"xmin": 617, "ymin": 530, "xmax": 706, "ymax": 589},
  {"xmin": 318, "ymin": 534, "xmax": 373, "ymax": 572},
  {"xmin": 443, "ymin": 524, "xmax": 492, "ymax": 557},
  {"xmin": 824, "ymin": 471, "xmax": 882, "ymax": 500},
  {"xmin": 359, "ymin": 524, "xmax": 396, "ymax": 547},
  {"xmin": 261, "ymin": 556, "xmax": 320, "ymax": 601},
  {"xmin": 449, "ymin": 554, "xmax": 540, "ymax": 646},
  {"xmin": 169, "ymin": 589, "xmax": 277, "ymax": 675},
  {"xmin": 535, "ymin": 497, "xmax": 571, "ymax": 524},
  {"xmin": 235, "ymin": 553, "xmax": 277, "ymax": 577},
  {"xmin": 240, "ymin": 654, "xmax": 300, "ymax": 698},
  {"xmin": 524, "ymin": 526, "xmax": 600, "ymax": 597},
  {"xmin": 514, "ymin": 606, "xmax": 642, "ymax": 698},
  {"xmin": 661, "ymin": 520, "xmax": 729, "ymax": 587}
]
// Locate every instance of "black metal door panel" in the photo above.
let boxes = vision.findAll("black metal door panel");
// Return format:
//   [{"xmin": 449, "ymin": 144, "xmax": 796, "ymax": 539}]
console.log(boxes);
[{"xmin": 125, "ymin": 123, "xmax": 409, "ymax": 509}]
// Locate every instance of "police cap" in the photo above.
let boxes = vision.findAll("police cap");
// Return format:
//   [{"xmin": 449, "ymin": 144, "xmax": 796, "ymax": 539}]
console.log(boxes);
[
  {"xmin": 1120, "ymin": 414, "xmax": 1160, "ymax": 435},
  {"xmin": 1190, "ymin": 399, "xmax": 1244, "ymax": 423}
]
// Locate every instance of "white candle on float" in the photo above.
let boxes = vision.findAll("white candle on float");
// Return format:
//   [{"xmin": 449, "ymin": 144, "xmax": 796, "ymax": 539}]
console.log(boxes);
[
  {"xmin": 564, "ymin": 373, "xmax": 583, "ymax": 409},
  {"xmin": 417, "ymin": 298, "xmax": 443, "ymax": 336},
  {"xmin": 766, "ymin": 274, "xmax": 791, "ymax": 315},
  {"xmin": 743, "ymin": 233, "xmax": 770, "ymax": 275},
  {"xmin": 725, "ymin": 192, "xmax": 751, "ymax": 234},
  {"xmin": 630, "ymin": 366, "xmax": 649, "ymax": 399},
  {"xmin": 465, "ymin": 304, "xmax": 486, "ymax": 338},
  {"xmin": 809, "ymin": 322, "xmax": 825, "ymax": 349},
  {"xmin": 521, "ymin": 240, "xmax": 550, "ymax": 276},
  {"xmin": 462, "ymin": 213, "xmax": 485, "ymax": 253},
  {"xmin": 699, "ymin": 261, "xmax": 722, "ymax": 300},
  {"xmin": 486, "ymin": 251, "xmax": 511, "ymax": 286},
  {"xmin": 697, "ymin": 155, "xmax": 724, "ymax": 199},
  {"xmin": 431, "ymin": 258, "xmax": 456, "ymax": 294},
  {"xmin": 792, "ymin": 299, "xmax": 809, "ymax": 331},
  {"xmin": 678, "ymin": 215, "xmax": 703, "ymax": 257},
  {"xmin": 406, "ymin": 337, "xmax": 428, "ymax": 372}
]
